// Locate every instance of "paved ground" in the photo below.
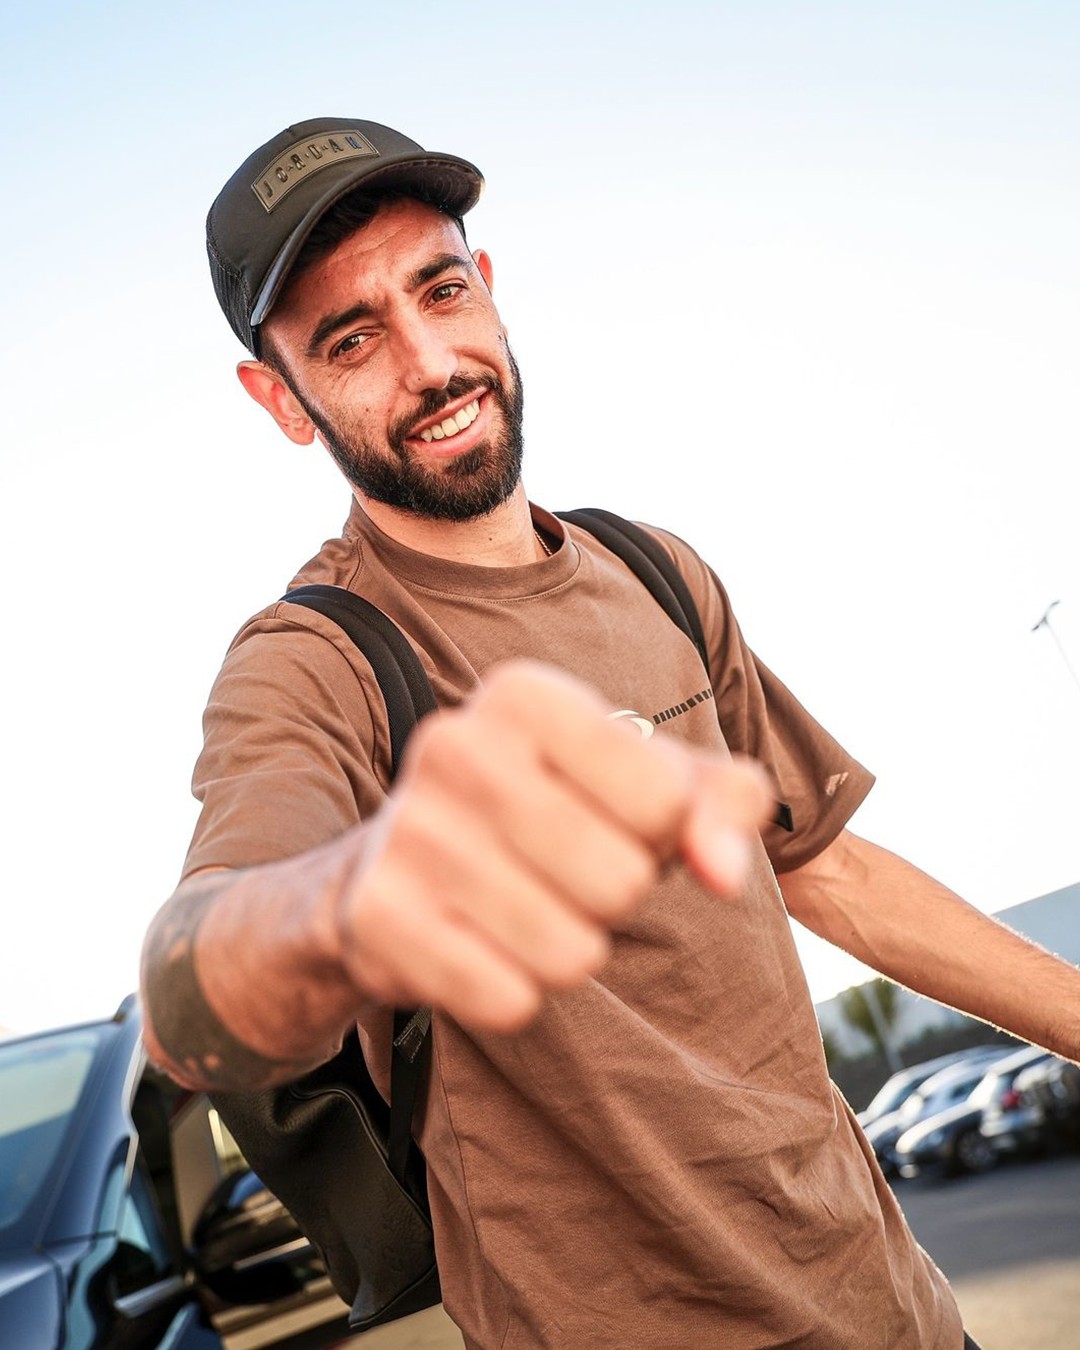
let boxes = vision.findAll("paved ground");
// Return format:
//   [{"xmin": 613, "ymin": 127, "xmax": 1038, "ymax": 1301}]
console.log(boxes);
[
  {"xmin": 352, "ymin": 1306, "xmax": 463, "ymax": 1349},
  {"xmin": 894, "ymin": 1151, "xmax": 1080, "ymax": 1349},
  {"xmin": 349, "ymin": 1153, "xmax": 1080, "ymax": 1348}
]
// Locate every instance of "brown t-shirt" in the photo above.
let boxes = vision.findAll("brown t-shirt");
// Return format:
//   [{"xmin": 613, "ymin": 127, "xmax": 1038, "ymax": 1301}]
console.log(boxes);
[{"xmin": 184, "ymin": 502, "xmax": 963, "ymax": 1350}]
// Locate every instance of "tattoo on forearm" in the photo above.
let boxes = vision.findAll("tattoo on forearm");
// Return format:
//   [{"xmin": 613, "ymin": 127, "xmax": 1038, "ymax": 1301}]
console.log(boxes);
[{"xmin": 143, "ymin": 876, "xmax": 323, "ymax": 1091}]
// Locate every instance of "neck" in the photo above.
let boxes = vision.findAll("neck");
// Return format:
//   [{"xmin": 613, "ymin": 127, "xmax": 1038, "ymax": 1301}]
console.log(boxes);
[{"xmin": 354, "ymin": 483, "xmax": 542, "ymax": 565}]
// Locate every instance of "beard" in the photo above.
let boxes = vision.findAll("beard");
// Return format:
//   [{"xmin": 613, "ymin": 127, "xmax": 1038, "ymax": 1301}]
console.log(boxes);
[{"xmin": 297, "ymin": 347, "xmax": 525, "ymax": 522}]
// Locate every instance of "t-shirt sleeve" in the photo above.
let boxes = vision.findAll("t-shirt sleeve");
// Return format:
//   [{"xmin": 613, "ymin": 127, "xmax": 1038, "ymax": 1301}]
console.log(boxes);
[
  {"xmin": 180, "ymin": 605, "xmax": 393, "ymax": 880},
  {"xmin": 647, "ymin": 527, "xmax": 875, "ymax": 873}
]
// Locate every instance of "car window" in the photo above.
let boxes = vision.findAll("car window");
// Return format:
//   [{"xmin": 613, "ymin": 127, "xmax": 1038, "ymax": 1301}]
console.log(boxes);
[
  {"xmin": 113, "ymin": 1156, "xmax": 179, "ymax": 1297},
  {"xmin": 0, "ymin": 1030, "xmax": 100, "ymax": 1228},
  {"xmin": 864, "ymin": 1077, "xmax": 916, "ymax": 1119}
]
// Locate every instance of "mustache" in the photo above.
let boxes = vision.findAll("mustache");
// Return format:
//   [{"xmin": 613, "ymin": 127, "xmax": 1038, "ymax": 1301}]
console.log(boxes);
[{"xmin": 388, "ymin": 373, "xmax": 502, "ymax": 453}]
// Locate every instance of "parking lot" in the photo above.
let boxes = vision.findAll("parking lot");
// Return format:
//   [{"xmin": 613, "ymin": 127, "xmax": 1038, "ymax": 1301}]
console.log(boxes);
[{"xmin": 897, "ymin": 1152, "xmax": 1080, "ymax": 1349}]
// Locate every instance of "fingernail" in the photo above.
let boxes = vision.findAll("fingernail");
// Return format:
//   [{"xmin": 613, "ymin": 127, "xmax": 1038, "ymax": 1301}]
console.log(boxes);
[{"xmin": 709, "ymin": 829, "xmax": 752, "ymax": 891}]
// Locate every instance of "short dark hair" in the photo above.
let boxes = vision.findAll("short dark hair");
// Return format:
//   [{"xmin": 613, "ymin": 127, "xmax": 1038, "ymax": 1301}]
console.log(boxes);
[
  {"xmin": 290, "ymin": 186, "xmax": 468, "ymax": 281},
  {"xmin": 259, "ymin": 187, "xmax": 469, "ymax": 371}
]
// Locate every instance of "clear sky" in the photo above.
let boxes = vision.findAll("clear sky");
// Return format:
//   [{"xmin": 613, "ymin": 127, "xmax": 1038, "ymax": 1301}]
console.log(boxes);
[{"xmin": 2, "ymin": 1, "xmax": 1078, "ymax": 1034}]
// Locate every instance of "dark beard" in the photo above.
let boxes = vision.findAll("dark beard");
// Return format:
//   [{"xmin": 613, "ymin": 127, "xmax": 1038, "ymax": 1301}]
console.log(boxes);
[{"xmin": 300, "ymin": 348, "xmax": 525, "ymax": 522}]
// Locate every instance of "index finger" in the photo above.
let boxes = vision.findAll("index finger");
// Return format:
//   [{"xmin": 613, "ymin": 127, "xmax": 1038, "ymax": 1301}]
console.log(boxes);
[{"xmin": 478, "ymin": 661, "xmax": 698, "ymax": 854}]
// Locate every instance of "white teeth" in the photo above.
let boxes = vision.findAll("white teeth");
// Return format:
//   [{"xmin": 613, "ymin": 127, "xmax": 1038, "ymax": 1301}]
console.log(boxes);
[{"xmin": 419, "ymin": 399, "xmax": 480, "ymax": 444}]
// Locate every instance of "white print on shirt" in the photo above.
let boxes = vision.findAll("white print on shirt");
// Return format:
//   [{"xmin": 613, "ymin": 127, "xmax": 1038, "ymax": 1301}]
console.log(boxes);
[
  {"xmin": 608, "ymin": 688, "xmax": 715, "ymax": 740},
  {"xmin": 609, "ymin": 709, "xmax": 655, "ymax": 739}
]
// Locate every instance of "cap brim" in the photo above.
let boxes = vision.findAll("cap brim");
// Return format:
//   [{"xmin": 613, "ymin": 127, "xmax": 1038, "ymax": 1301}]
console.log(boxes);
[{"xmin": 250, "ymin": 153, "xmax": 483, "ymax": 331}]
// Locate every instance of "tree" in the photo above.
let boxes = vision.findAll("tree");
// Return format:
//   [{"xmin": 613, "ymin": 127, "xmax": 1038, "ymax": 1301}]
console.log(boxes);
[
  {"xmin": 838, "ymin": 979, "xmax": 903, "ymax": 1072},
  {"xmin": 820, "ymin": 1029, "xmax": 844, "ymax": 1073}
]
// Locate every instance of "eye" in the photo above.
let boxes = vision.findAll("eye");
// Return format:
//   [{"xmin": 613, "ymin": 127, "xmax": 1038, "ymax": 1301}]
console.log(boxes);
[
  {"xmin": 330, "ymin": 331, "xmax": 371, "ymax": 360},
  {"xmin": 429, "ymin": 280, "xmax": 465, "ymax": 305}
]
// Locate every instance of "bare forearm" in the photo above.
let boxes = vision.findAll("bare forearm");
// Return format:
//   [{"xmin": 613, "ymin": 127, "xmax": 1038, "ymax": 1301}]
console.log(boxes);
[
  {"xmin": 140, "ymin": 840, "xmax": 366, "ymax": 1092},
  {"xmin": 779, "ymin": 831, "xmax": 1080, "ymax": 1062}
]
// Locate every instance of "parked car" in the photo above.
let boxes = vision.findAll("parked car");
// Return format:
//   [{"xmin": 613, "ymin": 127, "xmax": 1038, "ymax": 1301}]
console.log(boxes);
[
  {"xmin": 861, "ymin": 1046, "xmax": 1012, "ymax": 1177},
  {"xmin": 0, "ymin": 996, "xmax": 355, "ymax": 1349},
  {"xmin": 856, "ymin": 1051, "xmax": 980, "ymax": 1131},
  {"xmin": 893, "ymin": 1044, "xmax": 1052, "ymax": 1179},
  {"xmin": 983, "ymin": 1052, "xmax": 1080, "ymax": 1159}
]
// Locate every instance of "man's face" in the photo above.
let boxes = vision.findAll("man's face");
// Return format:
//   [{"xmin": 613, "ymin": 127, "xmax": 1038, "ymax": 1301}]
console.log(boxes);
[{"xmin": 260, "ymin": 199, "xmax": 523, "ymax": 521}]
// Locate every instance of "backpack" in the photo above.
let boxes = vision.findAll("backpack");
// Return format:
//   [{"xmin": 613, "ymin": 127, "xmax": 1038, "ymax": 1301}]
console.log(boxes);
[{"xmin": 209, "ymin": 509, "xmax": 712, "ymax": 1332}]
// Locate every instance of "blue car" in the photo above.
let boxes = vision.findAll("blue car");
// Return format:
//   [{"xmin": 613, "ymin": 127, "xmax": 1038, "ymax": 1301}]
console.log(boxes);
[{"xmin": 0, "ymin": 996, "xmax": 355, "ymax": 1349}]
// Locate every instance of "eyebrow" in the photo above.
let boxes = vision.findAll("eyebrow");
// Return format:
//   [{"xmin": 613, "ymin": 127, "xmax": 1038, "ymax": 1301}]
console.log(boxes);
[
  {"xmin": 307, "ymin": 301, "xmax": 375, "ymax": 357},
  {"xmin": 306, "ymin": 252, "xmax": 473, "ymax": 357},
  {"xmin": 406, "ymin": 251, "xmax": 472, "ymax": 292}
]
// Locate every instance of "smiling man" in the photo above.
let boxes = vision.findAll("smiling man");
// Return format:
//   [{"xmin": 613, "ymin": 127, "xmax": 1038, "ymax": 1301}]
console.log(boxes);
[
  {"xmin": 141, "ymin": 118, "xmax": 1079, "ymax": 1350},
  {"xmin": 238, "ymin": 197, "xmax": 526, "ymax": 533}
]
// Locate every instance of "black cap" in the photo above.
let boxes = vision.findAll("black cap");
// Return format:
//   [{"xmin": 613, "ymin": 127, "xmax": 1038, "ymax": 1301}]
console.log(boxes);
[{"xmin": 206, "ymin": 117, "xmax": 484, "ymax": 354}]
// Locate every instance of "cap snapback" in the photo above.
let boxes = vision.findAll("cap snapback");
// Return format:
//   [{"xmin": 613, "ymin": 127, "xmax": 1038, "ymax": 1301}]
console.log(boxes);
[{"xmin": 206, "ymin": 117, "xmax": 484, "ymax": 354}]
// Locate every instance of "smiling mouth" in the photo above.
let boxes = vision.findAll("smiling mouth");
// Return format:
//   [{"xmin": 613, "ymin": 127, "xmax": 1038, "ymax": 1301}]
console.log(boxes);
[{"xmin": 417, "ymin": 398, "xmax": 481, "ymax": 444}]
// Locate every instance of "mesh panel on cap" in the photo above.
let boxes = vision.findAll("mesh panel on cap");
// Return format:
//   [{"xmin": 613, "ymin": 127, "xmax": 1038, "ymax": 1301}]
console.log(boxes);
[{"xmin": 206, "ymin": 229, "xmax": 255, "ymax": 353}]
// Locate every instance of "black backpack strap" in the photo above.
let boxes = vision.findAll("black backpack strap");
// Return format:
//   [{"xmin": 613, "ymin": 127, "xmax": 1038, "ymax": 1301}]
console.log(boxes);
[
  {"xmin": 281, "ymin": 583, "xmax": 437, "ymax": 1189},
  {"xmin": 557, "ymin": 508, "xmax": 710, "ymax": 670},
  {"xmin": 390, "ymin": 1007, "xmax": 433, "ymax": 1181},
  {"xmin": 283, "ymin": 583, "xmax": 437, "ymax": 774}
]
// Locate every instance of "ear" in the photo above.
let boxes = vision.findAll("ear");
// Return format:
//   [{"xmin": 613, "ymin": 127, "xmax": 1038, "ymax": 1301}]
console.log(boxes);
[
  {"xmin": 236, "ymin": 361, "xmax": 316, "ymax": 446},
  {"xmin": 472, "ymin": 248, "xmax": 494, "ymax": 292},
  {"xmin": 472, "ymin": 249, "xmax": 508, "ymax": 342}
]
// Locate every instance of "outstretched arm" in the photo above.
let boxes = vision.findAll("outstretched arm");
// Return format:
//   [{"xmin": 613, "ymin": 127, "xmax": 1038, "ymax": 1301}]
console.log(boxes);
[
  {"xmin": 778, "ymin": 830, "xmax": 1080, "ymax": 1062},
  {"xmin": 141, "ymin": 661, "xmax": 772, "ymax": 1093}
]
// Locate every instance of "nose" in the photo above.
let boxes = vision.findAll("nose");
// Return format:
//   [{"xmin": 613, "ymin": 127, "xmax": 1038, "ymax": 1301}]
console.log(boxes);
[{"xmin": 396, "ymin": 313, "xmax": 459, "ymax": 395}]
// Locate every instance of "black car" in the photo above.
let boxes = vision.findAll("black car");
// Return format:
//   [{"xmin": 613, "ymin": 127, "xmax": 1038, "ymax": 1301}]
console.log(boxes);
[
  {"xmin": 893, "ymin": 1044, "xmax": 1053, "ymax": 1180},
  {"xmin": 0, "ymin": 996, "xmax": 354, "ymax": 1349}
]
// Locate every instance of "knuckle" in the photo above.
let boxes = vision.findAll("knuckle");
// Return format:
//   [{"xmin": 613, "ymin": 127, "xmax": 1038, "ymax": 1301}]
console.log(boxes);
[
  {"xmin": 407, "ymin": 709, "xmax": 529, "ymax": 812},
  {"xmin": 479, "ymin": 660, "xmax": 540, "ymax": 718},
  {"xmin": 407, "ymin": 707, "xmax": 469, "ymax": 766},
  {"xmin": 482, "ymin": 659, "xmax": 595, "ymax": 721},
  {"xmin": 406, "ymin": 712, "xmax": 503, "ymax": 800}
]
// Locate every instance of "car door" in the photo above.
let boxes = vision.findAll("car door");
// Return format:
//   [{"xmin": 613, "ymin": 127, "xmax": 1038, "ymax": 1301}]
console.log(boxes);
[
  {"xmin": 144, "ymin": 1071, "xmax": 353, "ymax": 1350},
  {"xmin": 99, "ymin": 1148, "xmax": 226, "ymax": 1350}
]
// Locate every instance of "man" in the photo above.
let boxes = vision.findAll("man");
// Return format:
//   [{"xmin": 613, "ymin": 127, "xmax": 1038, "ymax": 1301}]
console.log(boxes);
[{"xmin": 142, "ymin": 118, "xmax": 1077, "ymax": 1349}]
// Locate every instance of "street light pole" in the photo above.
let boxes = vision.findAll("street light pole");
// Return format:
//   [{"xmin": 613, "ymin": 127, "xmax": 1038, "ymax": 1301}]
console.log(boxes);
[{"xmin": 1032, "ymin": 601, "xmax": 1080, "ymax": 695}]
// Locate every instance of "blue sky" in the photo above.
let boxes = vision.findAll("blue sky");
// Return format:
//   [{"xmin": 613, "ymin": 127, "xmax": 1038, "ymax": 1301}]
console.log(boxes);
[{"xmin": 2, "ymin": 1, "xmax": 1078, "ymax": 1031}]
